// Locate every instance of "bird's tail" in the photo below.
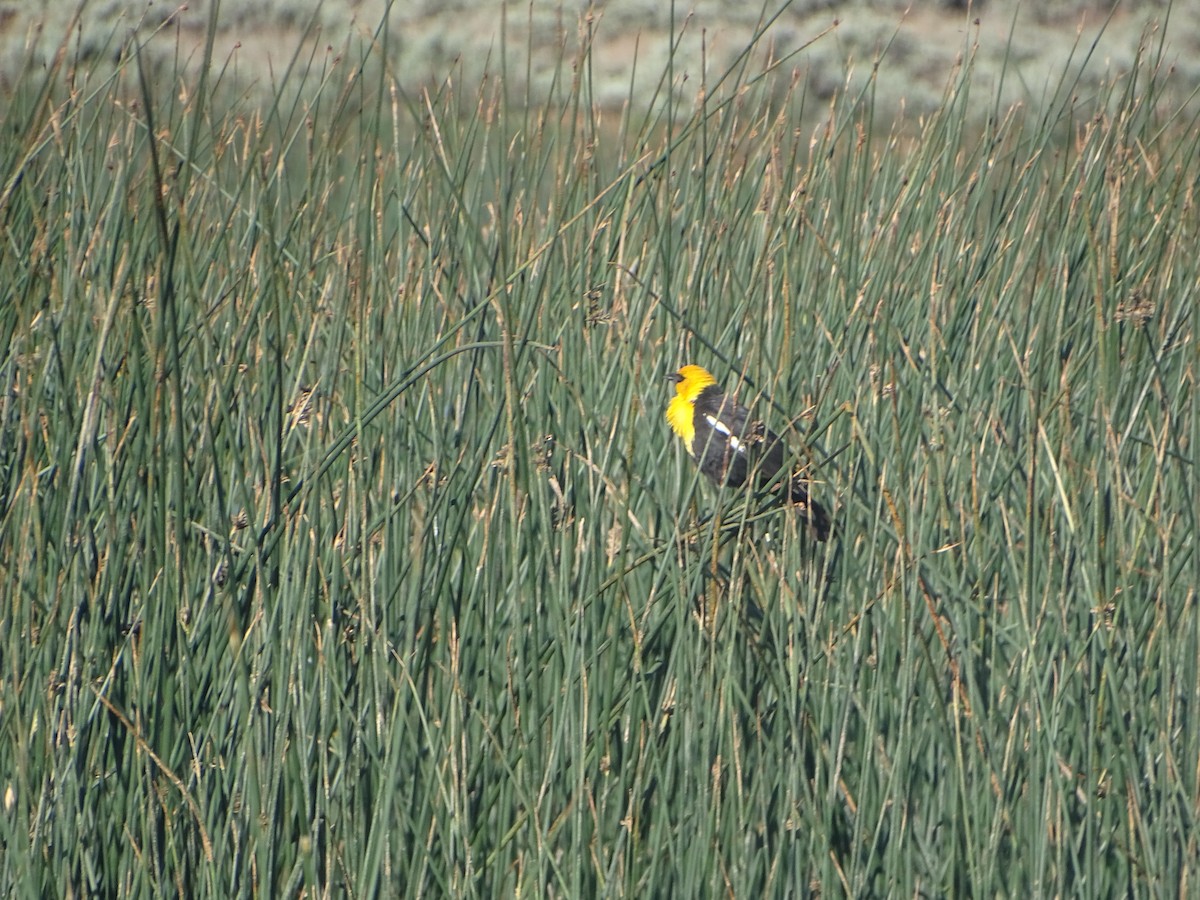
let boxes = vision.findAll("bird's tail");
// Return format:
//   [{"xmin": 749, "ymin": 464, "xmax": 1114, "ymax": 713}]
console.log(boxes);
[{"xmin": 788, "ymin": 475, "xmax": 831, "ymax": 541}]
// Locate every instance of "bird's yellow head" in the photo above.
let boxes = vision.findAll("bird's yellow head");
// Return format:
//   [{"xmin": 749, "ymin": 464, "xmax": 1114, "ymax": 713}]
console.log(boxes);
[
  {"xmin": 667, "ymin": 364, "xmax": 718, "ymax": 401},
  {"xmin": 665, "ymin": 364, "xmax": 718, "ymax": 450}
]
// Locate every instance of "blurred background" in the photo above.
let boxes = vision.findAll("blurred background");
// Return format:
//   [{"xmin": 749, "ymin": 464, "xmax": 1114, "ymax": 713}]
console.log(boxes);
[{"xmin": 3, "ymin": 0, "xmax": 1197, "ymax": 119}]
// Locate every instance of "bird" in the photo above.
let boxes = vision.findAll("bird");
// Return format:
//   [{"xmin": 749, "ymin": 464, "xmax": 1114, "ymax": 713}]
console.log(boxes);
[{"xmin": 665, "ymin": 364, "xmax": 830, "ymax": 540}]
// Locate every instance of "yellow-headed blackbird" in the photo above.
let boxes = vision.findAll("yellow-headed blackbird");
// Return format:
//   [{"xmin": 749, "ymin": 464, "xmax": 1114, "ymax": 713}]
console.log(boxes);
[{"xmin": 665, "ymin": 364, "xmax": 830, "ymax": 540}]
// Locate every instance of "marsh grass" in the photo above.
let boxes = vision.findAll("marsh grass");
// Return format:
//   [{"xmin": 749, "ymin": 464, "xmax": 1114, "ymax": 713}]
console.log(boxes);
[{"xmin": 1, "ymin": 6, "xmax": 1197, "ymax": 897}]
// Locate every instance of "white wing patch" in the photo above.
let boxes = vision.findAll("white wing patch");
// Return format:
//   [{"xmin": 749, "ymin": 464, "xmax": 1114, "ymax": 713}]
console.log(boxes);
[{"xmin": 704, "ymin": 414, "xmax": 745, "ymax": 455}]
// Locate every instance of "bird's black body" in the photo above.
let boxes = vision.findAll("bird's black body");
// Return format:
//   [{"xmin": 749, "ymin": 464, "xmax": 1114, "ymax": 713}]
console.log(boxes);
[
  {"xmin": 689, "ymin": 385, "xmax": 779, "ymax": 487},
  {"xmin": 687, "ymin": 384, "xmax": 831, "ymax": 540}
]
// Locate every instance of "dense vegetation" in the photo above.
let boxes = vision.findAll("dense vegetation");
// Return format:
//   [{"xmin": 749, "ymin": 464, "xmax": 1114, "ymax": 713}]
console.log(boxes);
[{"xmin": 2, "ymin": 5, "xmax": 1197, "ymax": 896}]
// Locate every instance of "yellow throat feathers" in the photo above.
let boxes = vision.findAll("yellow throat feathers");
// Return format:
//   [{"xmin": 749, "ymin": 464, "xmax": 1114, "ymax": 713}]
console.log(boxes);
[{"xmin": 665, "ymin": 365, "xmax": 718, "ymax": 454}]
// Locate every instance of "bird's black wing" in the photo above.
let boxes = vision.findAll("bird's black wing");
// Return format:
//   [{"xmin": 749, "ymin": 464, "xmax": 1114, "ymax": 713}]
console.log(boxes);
[
  {"xmin": 690, "ymin": 386, "xmax": 776, "ymax": 488},
  {"xmin": 692, "ymin": 386, "xmax": 832, "ymax": 540}
]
